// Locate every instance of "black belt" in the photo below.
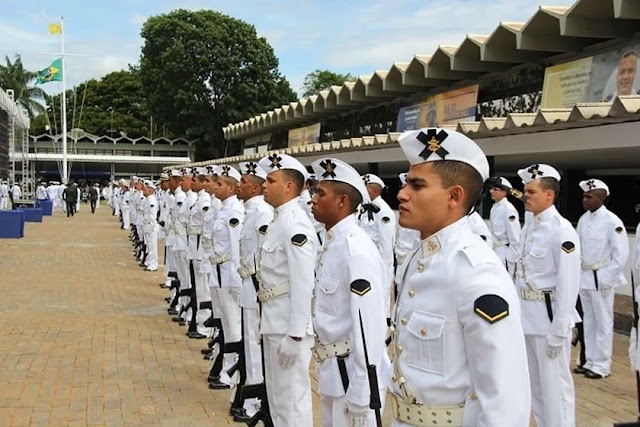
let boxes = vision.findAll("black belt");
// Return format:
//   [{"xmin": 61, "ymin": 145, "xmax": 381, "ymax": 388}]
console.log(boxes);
[
  {"xmin": 251, "ymin": 274, "xmax": 259, "ymax": 293},
  {"xmin": 544, "ymin": 291, "xmax": 554, "ymax": 322},
  {"xmin": 216, "ymin": 263, "xmax": 222, "ymax": 288},
  {"xmin": 336, "ymin": 355, "xmax": 349, "ymax": 393},
  {"xmin": 593, "ymin": 270, "xmax": 599, "ymax": 291},
  {"xmin": 199, "ymin": 301, "xmax": 213, "ymax": 310}
]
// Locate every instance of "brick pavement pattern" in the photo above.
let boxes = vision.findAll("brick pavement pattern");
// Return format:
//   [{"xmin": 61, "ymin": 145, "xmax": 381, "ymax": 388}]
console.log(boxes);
[{"xmin": 0, "ymin": 205, "xmax": 637, "ymax": 426}]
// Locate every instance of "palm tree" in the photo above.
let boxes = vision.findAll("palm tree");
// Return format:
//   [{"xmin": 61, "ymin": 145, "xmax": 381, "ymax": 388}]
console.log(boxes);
[{"xmin": 0, "ymin": 54, "xmax": 46, "ymax": 119}]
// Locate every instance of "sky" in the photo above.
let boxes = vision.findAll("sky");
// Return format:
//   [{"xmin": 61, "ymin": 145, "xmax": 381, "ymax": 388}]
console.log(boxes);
[{"xmin": 0, "ymin": 0, "xmax": 578, "ymax": 98}]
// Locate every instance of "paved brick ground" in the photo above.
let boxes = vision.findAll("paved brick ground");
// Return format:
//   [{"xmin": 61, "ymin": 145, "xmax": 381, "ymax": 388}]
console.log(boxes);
[{"xmin": 0, "ymin": 204, "xmax": 637, "ymax": 426}]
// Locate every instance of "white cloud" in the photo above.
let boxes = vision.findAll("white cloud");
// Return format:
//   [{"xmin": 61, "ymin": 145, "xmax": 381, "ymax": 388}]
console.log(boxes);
[{"xmin": 131, "ymin": 14, "xmax": 147, "ymax": 26}]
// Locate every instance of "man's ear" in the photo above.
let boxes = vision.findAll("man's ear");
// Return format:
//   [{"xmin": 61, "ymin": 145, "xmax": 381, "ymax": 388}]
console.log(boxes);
[{"xmin": 448, "ymin": 185, "xmax": 465, "ymax": 207}]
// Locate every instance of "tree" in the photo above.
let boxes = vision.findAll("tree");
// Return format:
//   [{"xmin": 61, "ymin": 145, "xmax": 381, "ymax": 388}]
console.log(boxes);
[
  {"xmin": 138, "ymin": 9, "xmax": 297, "ymax": 161},
  {"xmin": 0, "ymin": 55, "xmax": 46, "ymax": 119},
  {"xmin": 301, "ymin": 69, "xmax": 355, "ymax": 98},
  {"xmin": 31, "ymin": 69, "xmax": 153, "ymax": 138}
]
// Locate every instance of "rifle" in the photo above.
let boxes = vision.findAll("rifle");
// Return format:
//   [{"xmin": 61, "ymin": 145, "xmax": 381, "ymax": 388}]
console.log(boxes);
[
  {"xmin": 187, "ymin": 260, "xmax": 198, "ymax": 333},
  {"xmin": 228, "ymin": 310, "xmax": 248, "ymax": 414},
  {"xmin": 358, "ymin": 310, "xmax": 382, "ymax": 427},
  {"xmin": 614, "ymin": 271, "xmax": 640, "ymax": 427}
]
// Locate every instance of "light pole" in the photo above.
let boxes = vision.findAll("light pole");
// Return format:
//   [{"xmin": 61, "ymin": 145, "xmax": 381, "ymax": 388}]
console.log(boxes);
[{"xmin": 107, "ymin": 107, "xmax": 114, "ymax": 137}]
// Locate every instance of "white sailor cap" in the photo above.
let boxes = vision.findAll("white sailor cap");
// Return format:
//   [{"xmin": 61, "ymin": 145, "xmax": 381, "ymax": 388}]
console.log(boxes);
[
  {"xmin": 145, "ymin": 180, "xmax": 156, "ymax": 189},
  {"xmin": 362, "ymin": 173, "xmax": 385, "ymax": 187},
  {"xmin": 398, "ymin": 127, "xmax": 490, "ymax": 182},
  {"xmin": 517, "ymin": 164, "xmax": 561, "ymax": 184},
  {"xmin": 180, "ymin": 167, "xmax": 193, "ymax": 176},
  {"xmin": 131, "ymin": 176, "xmax": 139, "ymax": 182},
  {"xmin": 219, "ymin": 165, "xmax": 241, "ymax": 182},
  {"xmin": 169, "ymin": 169, "xmax": 182, "ymax": 177},
  {"xmin": 122, "ymin": 179, "xmax": 130, "ymax": 187},
  {"xmin": 159, "ymin": 173, "xmax": 169, "ymax": 181},
  {"xmin": 311, "ymin": 158, "xmax": 369, "ymax": 203},
  {"xmin": 579, "ymin": 178, "xmax": 609, "ymax": 195},
  {"xmin": 194, "ymin": 167, "xmax": 209, "ymax": 176},
  {"xmin": 239, "ymin": 161, "xmax": 267, "ymax": 179},
  {"xmin": 258, "ymin": 153, "xmax": 308, "ymax": 178},
  {"xmin": 398, "ymin": 173, "xmax": 408, "ymax": 185},
  {"xmin": 489, "ymin": 176, "xmax": 513, "ymax": 189},
  {"xmin": 205, "ymin": 165, "xmax": 220, "ymax": 175}
]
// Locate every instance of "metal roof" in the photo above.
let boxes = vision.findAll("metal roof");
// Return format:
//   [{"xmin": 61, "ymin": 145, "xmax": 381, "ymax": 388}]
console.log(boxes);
[
  {"xmin": 11, "ymin": 153, "xmax": 192, "ymax": 165},
  {"xmin": 223, "ymin": 0, "xmax": 640, "ymax": 140},
  {"xmin": 170, "ymin": 95, "xmax": 640, "ymax": 169},
  {"xmin": 0, "ymin": 87, "xmax": 29, "ymax": 128}
]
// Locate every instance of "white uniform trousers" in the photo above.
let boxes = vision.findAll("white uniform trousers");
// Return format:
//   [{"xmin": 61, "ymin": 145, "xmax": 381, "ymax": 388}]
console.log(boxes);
[
  {"xmin": 579, "ymin": 288, "xmax": 615, "ymax": 376},
  {"xmin": 121, "ymin": 209, "xmax": 130, "ymax": 230},
  {"xmin": 243, "ymin": 307, "xmax": 263, "ymax": 385},
  {"xmin": 321, "ymin": 391, "xmax": 386, "ymax": 427},
  {"xmin": 174, "ymin": 250, "xmax": 190, "ymax": 317},
  {"xmin": 164, "ymin": 245, "xmax": 175, "ymax": 285},
  {"xmin": 0, "ymin": 197, "xmax": 7, "ymax": 209},
  {"xmin": 194, "ymin": 259, "xmax": 212, "ymax": 336},
  {"xmin": 144, "ymin": 230, "xmax": 158, "ymax": 270},
  {"xmin": 263, "ymin": 334, "xmax": 313, "ymax": 427},
  {"xmin": 525, "ymin": 334, "xmax": 575, "ymax": 427},
  {"xmin": 494, "ymin": 245, "xmax": 510, "ymax": 269},
  {"xmin": 211, "ymin": 286, "xmax": 242, "ymax": 385}
]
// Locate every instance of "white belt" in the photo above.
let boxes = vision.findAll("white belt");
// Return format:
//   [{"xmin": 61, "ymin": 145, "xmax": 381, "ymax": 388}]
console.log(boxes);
[
  {"xmin": 390, "ymin": 394, "xmax": 465, "ymax": 427},
  {"xmin": 493, "ymin": 239, "xmax": 509, "ymax": 249},
  {"xmin": 520, "ymin": 288, "xmax": 555, "ymax": 302},
  {"xmin": 210, "ymin": 252, "xmax": 231, "ymax": 265},
  {"xmin": 202, "ymin": 239, "xmax": 212, "ymax": 249},
  {"xmin": 257, "ymin": 283, "xmax": 288, "ymax": 302},
  {"xmin": 581, "ymin": 260, "xmax": 607, "ymax": 271},
  {"xmin": 188, "ymin": 226, "xmax": 203, "ymax": 235},
  {"xmin": 238, "ymin": 265, "xmax": 256, "ymax": 279},
  {"xmin": 312, "ymin": 340, "xmax": 350, "ymax": 362}
]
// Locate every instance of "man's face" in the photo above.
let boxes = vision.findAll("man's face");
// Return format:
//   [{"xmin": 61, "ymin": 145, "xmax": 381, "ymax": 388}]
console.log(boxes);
[
  {"xmin": 524, "ymin": 180, "xmax": 553, "ymax": 215},
  {"xmin": 365, "ymin": 183, "xmax": 380, "ymax": 201},
  {"xmin": 397, "ymin": 162, "xmax": 451, "ymax": 239},
  {"xmin": 617, "ymin": 54, "xmax": 637, "ymax": 95},
  {"xmin": 179, "ymin": 175, "xmax": 191, "ymax": 192},
  {"xmin": 582, "ymin": 191, "xmax": 604, "ymax": 212},
  {"xmin": 262, "ymin": 170, "xmax": 287, "ymax": 208},
  {"xmin": 191, "ymin": 177, "xmax": 202, "ymax": 192},
  {"xmin": 237, "ymin": 175, "xmax": 256, "ymax": 202},
  {"xmin": 489, "ymin": 187, "xmax": 507, "ymax": 202},
  {"xmin": 214, "ymin": 177, "xmax": 236, "ymax": 201},
  {"xmin": 168, "ymin": 178, "xmax": 179, "ymax": 192},
  {"xmin": 203, "ymin": 176, "xmax": 217, "ymax": 195},
  {"xmin": 311, "ymin": 181, "xmax": 340, "ymax": 228},
  {"xmin": 160, "ymin": 180, "xmax": 170, "ymax": 191}
]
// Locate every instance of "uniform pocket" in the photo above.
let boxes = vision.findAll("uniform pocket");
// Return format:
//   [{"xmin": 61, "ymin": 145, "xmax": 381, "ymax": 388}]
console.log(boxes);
[
  {"xmin": 588, "ymin": 232, "xmax": 606, "ymax": 248},
  {"xmin": 315, "ymin": 276, "xmax": 340, "ymax": 315},
  {"xmin": 405, "ymin": 311, "xmax": 446, "ymax": 376},
  {"xmin": 259, "ymin": 240, "xmax": 278, "ymax": 269}
]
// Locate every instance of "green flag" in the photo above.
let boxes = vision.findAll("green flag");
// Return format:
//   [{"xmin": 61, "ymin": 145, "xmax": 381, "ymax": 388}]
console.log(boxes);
[{"xmin": 36, "ymin": 58, "xmax": 62, "ymax": 84}]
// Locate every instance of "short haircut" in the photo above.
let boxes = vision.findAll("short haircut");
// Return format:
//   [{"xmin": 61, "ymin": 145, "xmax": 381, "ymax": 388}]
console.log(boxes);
[
  {"xmin": 622, "ymin": 50, "xmax": 638, "ymax": 60},
  {"xmin": 589, "ymin": 188, "xmax": 608, "ymax": 201},
  {"xmin": 538, "ymin": 177, "xmax": 561, "ymax": 202},
  {"xmin": 327, "ymin": 181, "xmax": 362, "ymax": 213},
  {"xmin": 245, "ymin": 174, "xmax": 265, "ymax": 187},
  {"xmin": 194, "ymin": 175, "xmax": 206, "ymax": 183},
  {"xmin": 281, "ymin": 169, "xmax": 304, "ymax": 193},
  {"xmin": 429, "ymin": 161, "xmax": 483, "ymax": 212},
  {"xmin": 220, "ymin": 176, "xmax": 238, "ymax": 186}
]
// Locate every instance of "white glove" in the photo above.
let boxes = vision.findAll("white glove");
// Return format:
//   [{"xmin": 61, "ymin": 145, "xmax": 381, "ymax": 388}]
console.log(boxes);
[
  {"xmin": 545, "ymin": 333, "xmax": 565, "ymax": 359},
  {"xmin": 630, "ymin": 327, "xmax": 638, "ymax": 372},
  {"xmin": 229, "ymin": 286, "xmax": 241, "ymax": 304},
  {"xmin": 277, "ymin": 336, "xmax": 302, "ymax": 369},
  {"xmin": 344, "ymin": 400, "xmax": 370, "ymax": 427},
  {"xmin": 600, "ymin": 286, "xmax": 613, "ymax": 299}
]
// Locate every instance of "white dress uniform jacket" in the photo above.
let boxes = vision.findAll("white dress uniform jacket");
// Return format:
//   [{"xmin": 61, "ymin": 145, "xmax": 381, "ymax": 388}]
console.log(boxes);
[
  {"xmin": 577, "ymin": 205, "xmax": 628, "ymax": 377},
  {"xmin": 391, "ymin": 216, "xmax": 530, "ymax": 426},
  {"xmin": 630, "ymin": 222, "xmax": 640, "ymax": 371},
  {"xmin": 314, "ymin": 215, "xmax": 391, "ymax": 408},
  {"xmin": 489, "ymin": 197, "xmax": 521, "ymax": 266},
  {"xmin": 468, "ymin": 212, "xmax": 493, "ymax": 248},
  {"xmin": 394, "ymin": 225, "xmax": 421, "ymax": 266},
  {"xmin": 210, "ymin": 194, "xmax": 245, "ymax": 291}
]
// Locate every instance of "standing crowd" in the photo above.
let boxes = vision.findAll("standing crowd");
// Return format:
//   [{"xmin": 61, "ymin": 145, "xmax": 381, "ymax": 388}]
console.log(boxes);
[{"xmin": 102, "ymin": 127, "xmax": 639, "ymax": 427}]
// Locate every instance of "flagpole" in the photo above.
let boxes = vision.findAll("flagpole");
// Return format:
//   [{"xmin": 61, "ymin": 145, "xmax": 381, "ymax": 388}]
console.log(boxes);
[{"xmin": 60, "ymin": 16, "xmax": 68, "ymax": 184}]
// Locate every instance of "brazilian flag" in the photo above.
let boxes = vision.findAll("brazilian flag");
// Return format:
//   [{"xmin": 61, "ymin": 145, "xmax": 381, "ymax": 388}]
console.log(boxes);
[{"xmin": 37, "ymin": 58, "xmax": 62, "ymax": 84}]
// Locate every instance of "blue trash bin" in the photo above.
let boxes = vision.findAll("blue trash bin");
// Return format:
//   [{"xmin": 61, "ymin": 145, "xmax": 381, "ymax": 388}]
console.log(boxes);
[
  {"xmin": 40, "ymin": 200, "xmax": 53, "ymax": 216},
  {"xmin": 18, "ymin": 207, "xmax": 43, "ymax": 222}
]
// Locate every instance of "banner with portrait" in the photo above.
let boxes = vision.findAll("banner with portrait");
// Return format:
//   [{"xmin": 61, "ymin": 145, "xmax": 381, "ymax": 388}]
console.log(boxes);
[
  {"xmin": 288, "ymin": 123, "xmax": 321, "ymax": 148},
  {"xmin": 541, "ymin": 42, "xmax": 640, "ymax": 108},
  {"xmin": 396, "ymin": 84, "xmax": 479, "ymax": 132}
]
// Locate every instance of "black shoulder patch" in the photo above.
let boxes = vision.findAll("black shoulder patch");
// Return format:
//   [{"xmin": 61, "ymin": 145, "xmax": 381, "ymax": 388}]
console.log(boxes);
[
  {"xmin": 258, "ymin": 225, "xmax": 268, "ymax": 235},
  {"xmin": 474, "ymin": 294, "xmax": 509, "ymax": 324},
  {"xmin": 203, "ymin": 206, "xmax": 209, "ymax": 211},
  {"xmin": 480, "ymin": 235, "xmax": 487, "ymax": 241},
  {"xmin": 381, "ymin": 216, "xmax": 391, "ymax": 223},
  {"xmin": 350, "ymin": 279, "xmax": 371, "ymax": 296},
  {"xmin": 229, "ymin": 218, "xmax": 240, "ymax": 227},
  {"xmin": 177, "ymin": 201, "xmax": 183, "ymax": 206},
  {"xmin": 508, "ymin": 215, "xmax": 516, "ymax": 221},
  {"xmin": 615, "ymin": 226, "xmax": 623, "ymax": 234},
  {"xmin": 291, "ymin": 233, "xmax": 308, "ymax": 247},
  {"xmin": 561, "ymin": 241, "xmax": 575, "ymax": 253}
]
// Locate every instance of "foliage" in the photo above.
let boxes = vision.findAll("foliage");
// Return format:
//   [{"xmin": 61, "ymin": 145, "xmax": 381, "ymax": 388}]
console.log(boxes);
[
  {"xmin": 138, "ymin": 9, "xmax": 297, "ymax": 161},
  {"xmin": 31, "ymin": 69, "xmax": 153, "ymax": 138},
  {"xmin": 0, "ymin": 55, "xmax": 46, "ymax": 119},
  {"xmin": 301, "ymin": 69, "xmax": 355, "ymax": 98}
]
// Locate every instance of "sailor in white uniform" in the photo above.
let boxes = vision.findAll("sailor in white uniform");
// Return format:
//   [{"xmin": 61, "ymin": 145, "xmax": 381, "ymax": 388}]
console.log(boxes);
[
  {"xmin": 514, "ymin": 163, "xmax": 581, "ymax": 427},
  {"xmin": 390, "ymin": 128, "xmax": 531, "ymax": 427},
  {"xmin": 488, "ymin": 176, "xmax": 521, "ymax": 269},
  {"xmin": 576, "ymin": 178, "xmax": 628, "ymax": 379},
  {"xmin": 310, "ymin": 157, "xmax": 391, "ymax": 427}
]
